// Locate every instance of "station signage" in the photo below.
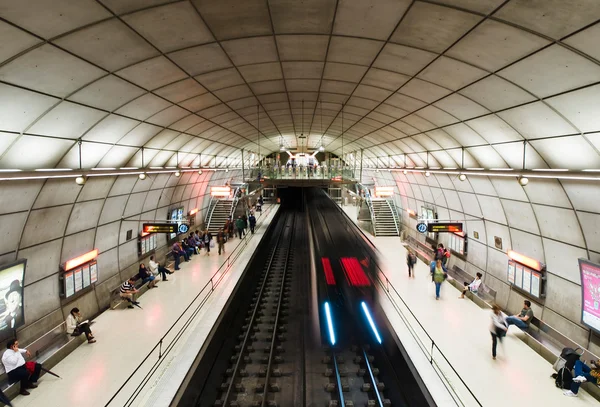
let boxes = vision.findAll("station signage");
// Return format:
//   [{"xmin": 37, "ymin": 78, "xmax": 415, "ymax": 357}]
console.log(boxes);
[
  {"xmin": 416, "ymin": 222, "xmax": 428, "ymax": 234},
  {"xmin": 143, "ymin": 223, "xmax": 177, "ymax": 234},
  {"xmin": 427, "ymin": 222, "xmax": 463, "ymax": 233}
]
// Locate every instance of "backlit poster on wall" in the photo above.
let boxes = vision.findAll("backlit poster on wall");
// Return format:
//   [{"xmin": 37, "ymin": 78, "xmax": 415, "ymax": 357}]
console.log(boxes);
[
  {"xmin": 514, "ymin": 264, "xmax": 523, "ymax": 289},
  {"xmin": 579, "ymin": 259, "xmax": 600, "ymax": 333},
  {"xmin": 74, "ymin": 268, "xmax": 83, "ymax": 292},
  {"xmin": 531, "ymin": 271, "xmax": 541, "ymax": 298},
  {"xmin": 507, "ymin": 261, "xmax": 516, "ymax": 285},
  {"xmin": 65, "ymin": 271, "xmax": 75, "ymax": 298},
  {"xmin": 82, "ymin": 265, "xmax": 91, "ymax": 288},
  {"xmin": 522, "ymin": 268, "xmax": 531, "ymax": 293},
  {"xmin": 89, "ymin": 262, "xmax": 98, "ymax": 284}
]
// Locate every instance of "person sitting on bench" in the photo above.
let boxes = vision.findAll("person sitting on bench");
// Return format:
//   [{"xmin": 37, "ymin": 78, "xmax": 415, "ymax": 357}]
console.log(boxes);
[
  {"xmin": 149, "ymin": 256, "xmax": 172, "ymax": 281},
  {"xmin": 138, "ymin": 263, "xmax": 157, "ymax": 288},
  {"xmin": 66, "ymin": 307, "xmax": 96, "ymax": 344},
  {"xmin": 2, "ymin": 339, "xmax": 42, "ymax": 396},
  {"xmin": 564, "ymin": 360, "xmax": 600, "ymax": 397},
  {"xmin": 459, "ymin": 272, "xmax": 483, "ymax": 299},
  {"xmin": 120, "ymin": 277, "xmax": 140, "ymax": 309},
  {"xmin": 505, "ymin": 300, "xmax": 533, "ymax": 330}
]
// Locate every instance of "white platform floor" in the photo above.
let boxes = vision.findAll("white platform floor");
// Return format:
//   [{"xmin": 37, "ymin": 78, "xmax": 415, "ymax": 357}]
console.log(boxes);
[
  {"xmin": 340, "ymin": 204, "xmax": 599, "ymax": 407},
  {"xmin": 8, "ymin": 205, "xmax": 278, "ymax": 407}
]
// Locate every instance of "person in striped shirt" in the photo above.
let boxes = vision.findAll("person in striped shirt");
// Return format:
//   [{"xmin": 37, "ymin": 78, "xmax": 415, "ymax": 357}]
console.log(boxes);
[{"xmin": 120, "ymin": 277, "xmax": 140, "ymax": 309}]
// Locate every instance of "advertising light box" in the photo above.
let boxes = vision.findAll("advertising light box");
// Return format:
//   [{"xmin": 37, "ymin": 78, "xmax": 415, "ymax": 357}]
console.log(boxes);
[{"xmin": 579, "ymin": 259, "xmax": 600, "ymax": 333}]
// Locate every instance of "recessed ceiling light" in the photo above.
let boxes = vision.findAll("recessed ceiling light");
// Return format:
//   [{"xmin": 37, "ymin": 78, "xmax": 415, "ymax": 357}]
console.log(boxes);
[
  {"xmin": 531, "ymin": 168, "xmax": 568, "ymax": 172},
  {"xmin": 490, "ymin": 168, "xmax": 513, "ymax": 171}
]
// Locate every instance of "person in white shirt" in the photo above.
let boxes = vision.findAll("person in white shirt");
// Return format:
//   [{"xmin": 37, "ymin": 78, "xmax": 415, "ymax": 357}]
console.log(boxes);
[
  {"xmin": 149, "ymin": 255, "xmax": 172, "ymax": 281},
  {"xmin": 490, "ymin": 305, "xmax": 508, "ymax": 360},
  {"xmin": 66, "ymin": 308, "xmax": 95, "ymax": 344},
  {"xmin": 2, "ymin": 339, "xmax": 42, "ymax": 396},
  {"xmin": 459, "ymin": 272, "xmax": 483, "ymax": 299}
]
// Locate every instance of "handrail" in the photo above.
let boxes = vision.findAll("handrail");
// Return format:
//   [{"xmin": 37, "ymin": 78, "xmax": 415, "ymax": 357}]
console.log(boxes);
[
  {"xmin": 333, "ymin": 200, "xmax": 482, "ymax": 407},
  {"xmin": 204, "ymin": 195, "xmax": 217, "ymax": 226},
  {"xmin": 385, "ymin": 199, "xmax": 400, "ymax": 236},
  {"xmin": 105, "ymin": 204, "xmax": 276, "ymax": 407}
]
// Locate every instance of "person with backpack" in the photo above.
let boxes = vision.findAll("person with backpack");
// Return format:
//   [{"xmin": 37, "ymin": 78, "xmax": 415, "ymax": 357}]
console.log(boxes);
[
  {"xmin": 490, "ymin": 304, "xmax": 507, "ymax": 360},
  {"xmin": 406, "ymin": 249, "xmax": 417, "ymax": 278},
  {"xmin": 564, "ymin": 360, "xmax": 599, "ymax": 397},
  {"xmin": 431, "ymin": 259, "xmax": 448, "ymax": 300},
  {"xmin": 248, "ymin": 213, "xmax": 257, "ymax": 234}
]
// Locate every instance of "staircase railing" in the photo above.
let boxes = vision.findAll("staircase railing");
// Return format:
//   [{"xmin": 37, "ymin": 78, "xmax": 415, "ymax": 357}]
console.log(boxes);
[
  {"xmin": 204, "ymin": 196, "xmax": 218, "ymax": 228},
  {"xmin": 385, "ymin": 199, "xmax": 400, "ymax": 236}
]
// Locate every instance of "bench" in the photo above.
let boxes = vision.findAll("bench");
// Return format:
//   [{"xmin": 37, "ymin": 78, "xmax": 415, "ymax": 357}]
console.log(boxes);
[
  {"xmin": 110, "ymin": 259, "xmax": 175, "ymax": 310},
  {"xmin": 445, "ymin": 265, "xmax": 496, "ymax": 308},
  {"xmin": 0, "ymin": 320, "xmax": 94, "ymax": 399}
]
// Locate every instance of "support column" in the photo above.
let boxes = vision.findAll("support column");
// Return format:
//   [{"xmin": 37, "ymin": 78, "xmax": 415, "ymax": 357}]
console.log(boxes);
[
  {"xmin": 359, "ymin": 149, "xmax": 364, "ymax": 183},
  {"xmin": 241, "ymin": 149, "xmax": 245, "ymax": 181}
]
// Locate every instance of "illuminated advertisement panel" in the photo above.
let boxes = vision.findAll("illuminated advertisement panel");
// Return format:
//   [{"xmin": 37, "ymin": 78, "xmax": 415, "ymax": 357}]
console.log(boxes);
[{"xmin": 579, "ymin": 259, "xmax": 600, "ymax": 333}]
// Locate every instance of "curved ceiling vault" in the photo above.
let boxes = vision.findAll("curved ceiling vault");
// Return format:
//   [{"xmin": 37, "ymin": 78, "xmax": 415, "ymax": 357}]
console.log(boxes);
[{"xmin": 1, "ymin": 0, "xmax": 600, "ymax": 172}]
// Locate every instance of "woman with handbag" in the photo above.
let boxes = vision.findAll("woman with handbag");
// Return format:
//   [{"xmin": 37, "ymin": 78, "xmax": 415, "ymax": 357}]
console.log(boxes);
[
  {"xmin": 431, "ymin": 259, "xmax": 448, "ymax": 300},
  {"xmin": 490, "ymin": 304, "xmax": 508, "ymax": 360}
]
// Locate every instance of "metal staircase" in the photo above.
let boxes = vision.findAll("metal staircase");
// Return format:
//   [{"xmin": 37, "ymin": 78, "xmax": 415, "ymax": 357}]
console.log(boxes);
[
  {"xmin": 206, "ymin": 199, "xmax": 234, "ymax": 234},
  {"xmin": 371, "ymin": 199, "xmax": 400, "ymax": 237}
]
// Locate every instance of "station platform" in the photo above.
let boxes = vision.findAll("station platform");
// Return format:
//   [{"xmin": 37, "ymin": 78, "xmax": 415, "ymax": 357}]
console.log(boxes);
[
  {"xmin": 8, "ymin": 205, "xmax": 279, "ymax": 407},
  {"xmin": 339, "ymin": 204, "xmax": 598, "ymax": 407}
]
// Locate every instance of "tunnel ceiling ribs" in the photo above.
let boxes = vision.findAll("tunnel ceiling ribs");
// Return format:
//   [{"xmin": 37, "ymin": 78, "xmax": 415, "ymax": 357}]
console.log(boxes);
[{"xmin": 0, "ymin": 0, "xmax": 600, "ymax": 171}]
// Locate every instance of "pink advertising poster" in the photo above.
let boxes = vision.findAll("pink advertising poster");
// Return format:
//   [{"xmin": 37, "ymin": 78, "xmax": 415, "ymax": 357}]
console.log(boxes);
[{"xmin": 579, "ymin": 259, "xmax": 600, "ymax": 333}]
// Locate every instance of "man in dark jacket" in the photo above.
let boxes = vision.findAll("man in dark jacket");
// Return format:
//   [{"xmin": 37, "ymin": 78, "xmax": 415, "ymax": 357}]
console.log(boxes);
[
  {"xmin": 217, "ymin": 228, "xmax": 226, "ymax": 255},
  {"xmin": 201, "ymin": 230, "xmax": 212, "ymax": 255},
  {"xmin": 248, "ymin": 213, "xmax": 257, "ymax": 234}
]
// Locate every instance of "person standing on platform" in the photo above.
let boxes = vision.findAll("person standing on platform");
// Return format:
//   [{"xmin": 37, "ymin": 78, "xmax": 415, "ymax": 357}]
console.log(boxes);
[
  {"xmin": 505, "ymin": 300, "xmax": 533, "ymax": 330},
  {"xmin": 406, "ymin": 249, "xmax": 417, "ymax": 278},
  {"xmin": 242, "ymin": 215, "xmax": 248, "ymax": 236},
  {"xmin": 217, "ymin": 228, "xmax": 226, "ymax": 255},
  {"xmin": 249, "ymin": 213, "xmax": 257, "ymax": 234},
  {"xmin": 431, "ymin": 259, "xmax": 447, "ymax": 300},
  {"xmin": 2, "ymin": 339, "xmax": 42, "ymax": 396},
  {"xmin": 490, "ymin": 305, "xmax": 507, "ymax": 360},
  {"xmin": 202, "ymin": 229, "xmax": 212, "ymax": 255},
  {"xmin": 235, "ymin": 216, "xmax": 244, "ymax": 239},
  {"xmin": 224, "ymin": 218, "xmax": 232, "ymax": 242}
]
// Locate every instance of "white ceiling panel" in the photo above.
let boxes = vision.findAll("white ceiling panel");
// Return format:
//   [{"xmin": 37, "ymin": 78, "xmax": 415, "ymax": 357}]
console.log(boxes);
[
  {"xmin": 459, "ymin": 75, "xmax": 536, "ymax": 111},
  {"xmin": 333, "ymin": 0, "xmax": 409, "ymax": 40},
  {"xmin": 444, "ymin": 123, "xmax": 487, "ymax": 146},
  {"xmin": 82, "ymin": 115, "xmax": 139, "ymax": 143},
  {"xmin": 269, "ymin": 0, "xmax": 336, "ymax": 34},
  {"xmin": 418, "ymin": 56, "xmax": 487, "ymax": 90},
  {"xmin": 123, "ymin": 2, "xmax": 214, "ymax": 53},
  {"xmin": 391, "ymin": 2, "xmax": 481, "ymax": 53},
  {"xmin": 0, "ymin": 132, "xmax": 19, "ymax": 157},
  {"xmin": 0, "ymin": 0, "xmax": 111, "ymax": 39},
  {"xmin": 118, "ymin": 123, "xmax": 163, "ymax": 146},
  {"xmin": 276, "ymin": 35, "xmax": 329, "ymax": 61},
  {"xmin": 169, "ymin": 43, "xmax": 232, "ymax": 76},
  {"xmin": 494, "ymin": 0, "xmax": 600, "ymax": 39},
  {"xmin": 115, "ymin": 94, "xmax": 172, "ymax": 120},
  {"xmin": 144, "ymin": 129, "xmax": 180, "ymax": 149},
  {"xmin": 68, "ymin": 75, "xmax": 146, "ymax": 111},
  {"xmin": 28, "ymin": 102, "xmax": 106, "ymax": 139},
  {"xmin": 147, "ymin": 105, "xmax": 190, "ymax": 127},
  {"xmin": 400, "ymin": 79, "xmax": 452, "ymax": 103},
  {"xmin": 154, "ymin": 79, "xmax": 207, "ymax": 103},
  {"xmin": 466, "ymin": 114, "xmax": 523, "ymax": 144},
  {"xmin": 96, "ymin": 145, "xmax": 138, "ymax": 167},
  {"xmin": 447, "ymin": 20, "xmax": 549, "ymax": 72},
  {"xmin": 497, "ymin": 102, "xmax": 578, "ymax": 140},
  {"xmin": 374, "ymin": 43, "xmax": 437, "ymax": 76},
  {"xmin": 191, "ymin": 0, "xmax": 272, "ymax": 40},
  {"xmin": 58, "ymin": 142, "xmax": 113, "ymax": 169},
  {"xmin": 328, "ymin": 37, "xmax": 384, "ymax": 66},
  {"xmin": 498, "ymin": 44, "xmax": 600, "ymax": 98},
  {"xmin": 116, "ymin": 56, "xmax": 188, "ymax": 90},
  {"xmin": 434, "ymin": 94, "xmax": 490, "ymax": 121},
  {"xmin": 434, "ymin": 0, "xmax": 504, "ymax": 14},
  {"xmin": 0, "ymin": 84, "xmax": 58, "ymax": 132},
  {"xmin": 0, "ymin": 21, "xmax": 41, "ymax": 64},
  {"xmin": 546, "ymin": 84, "xmax": 600, "ymax": 133},
  {"xmin": 54, "ymin": 19, "xmax": 158, "ymax": 72},
  {"xmin": 529, "ymin": 136, "xmax": 600, "ymax": 170},
  {"xmin": 100, "ymin": 0, "xmax": 179, "ymax": 15},
  {"xmin": 222, "ymin": 36, "xmax": 278, "ymax": 66},
  {"xmin": 0, "ymin": 135, "xmax": 74, "ymax": 170},
  {"xmin": 0, "ymin": 44, "xmax": 105, "ymax": 98}
]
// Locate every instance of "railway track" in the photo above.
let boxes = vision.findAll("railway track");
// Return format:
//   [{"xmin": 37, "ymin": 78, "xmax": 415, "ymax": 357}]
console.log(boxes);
[{"xmin": 215, "ymin": 212, "xmax": 298, "ymax": 407}]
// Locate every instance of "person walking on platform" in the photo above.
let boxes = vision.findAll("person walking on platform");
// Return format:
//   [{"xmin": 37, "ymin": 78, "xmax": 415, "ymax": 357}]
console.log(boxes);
[
  {"xmin": 217, "ymin": 228, "xmax": 226, "ymax": 255},
  {"xmin": 249, "ymin": 213, "xmax": 257, "ymax": 234},
  {"xmin": 490, "ymin": 305, "xmax": 507, "ymax": 360},
  {"xmin": 235, "ymin": 216, "xmax": 244, "ymax": 239},
  {"xmin": 406, "ymin": 249, "xmax": 417, "ymax": 278},
  {"xmin": 202, "ymin": 229, "xmax": 212, "ymax": 255},
  {"xmin": 431, "ymin": 259, "xmax": 447, "ymax": 300}
]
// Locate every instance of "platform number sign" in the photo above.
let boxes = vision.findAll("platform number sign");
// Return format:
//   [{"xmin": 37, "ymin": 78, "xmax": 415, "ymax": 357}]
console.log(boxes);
[
  {"xmin": 416, "ymin": 222, "xmax": 428, "ymax": 234},
  {"xmin": 178, "ymin": 224, "xmax": 189, "ymax": 234}
]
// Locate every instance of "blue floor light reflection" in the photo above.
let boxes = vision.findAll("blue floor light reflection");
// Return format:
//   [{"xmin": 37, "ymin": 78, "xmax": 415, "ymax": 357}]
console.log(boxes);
[
  {"xmin": 361, "ymin": 301, "xmax": 382, "ymax": 344},
  {"xmin": 324, "ymin": 302, "xmax": 336, "ymax": 346}
]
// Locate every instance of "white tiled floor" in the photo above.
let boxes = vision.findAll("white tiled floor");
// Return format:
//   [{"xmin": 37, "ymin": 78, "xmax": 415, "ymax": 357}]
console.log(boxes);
[
  {"xmin": 10, "ymin": 205, "xmax": 279, "ymax": 407},
  {"xmin": 340, "ymin": 204, "xmax": 599, "ymax": 407}
]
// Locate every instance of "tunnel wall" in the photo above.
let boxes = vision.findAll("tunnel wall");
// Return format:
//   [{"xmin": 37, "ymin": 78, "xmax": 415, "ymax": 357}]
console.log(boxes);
[
  {"xmin": 0, "ymin": 169, "xmax": 241, "ymax": 345},
  {"xmin": 366, "ymin": 169, "xmax": 600, "ymax": 354}
]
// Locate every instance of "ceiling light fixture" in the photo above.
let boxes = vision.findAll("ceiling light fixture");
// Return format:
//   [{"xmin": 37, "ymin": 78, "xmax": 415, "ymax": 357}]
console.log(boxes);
[
  {"xmin": 531, "ymin": 168, "xmax": 568, "ymax": 172},
  {"xmin": 425, "ymin": 171, "xmax": 431, "ymax": 177},
  {"xmin": 518, "ymin": 176, "xmax": 529, "ymax": 186},
  {"xmin": 459, "ymin": 173, "xmax": 467, "ymax": 181},
  {"xmin": 91, "ymin": 167, "xmax": 116, "ymax": 171},
  {"xmin": 75, "ymin": 176, "xmax": 86, "ymax": 185},
  {"xmin": 403, "ymin": 170, "xmax": 408, "ymax": 175},
  {"xmin": 138, "ymin": 173, "xmax": 146, "ymax": 180},
  {"xmin": 174, "ymin": 171, "xmax": 181, "ymax": 177},
  {"xmin": 35, "ymin": 168, "xmax": 72, "ymax": 172},
  {"xmin": 198, "ymin": 169, "xmax": 203, "ymax": 175}
]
